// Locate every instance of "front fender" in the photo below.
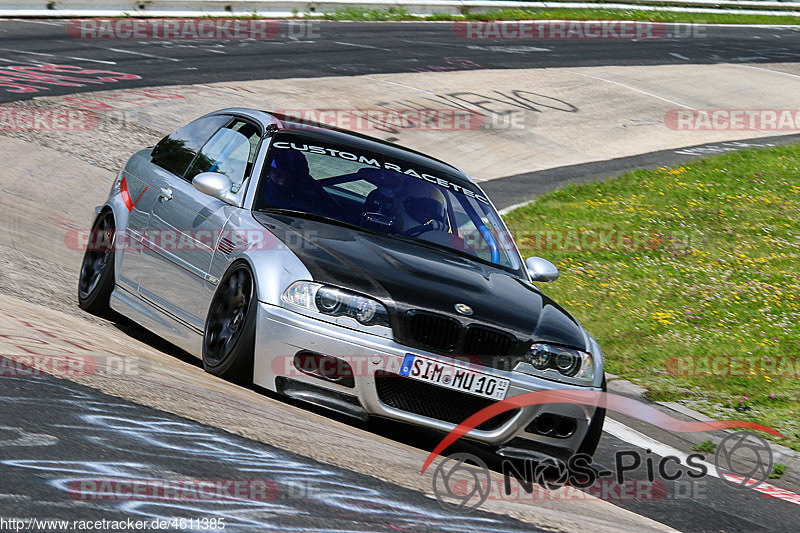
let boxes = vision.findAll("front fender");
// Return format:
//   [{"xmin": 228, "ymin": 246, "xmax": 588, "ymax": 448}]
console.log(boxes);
[{"xmin": 208, "ymin": 209, "xmax": 312, "ymax": 307}]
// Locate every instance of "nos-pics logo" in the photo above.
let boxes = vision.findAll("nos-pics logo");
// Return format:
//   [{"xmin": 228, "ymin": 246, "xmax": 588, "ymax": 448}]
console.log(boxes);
[{"xmin": 431, "ymin": 431, "xmax": 774, "ymax": 511}]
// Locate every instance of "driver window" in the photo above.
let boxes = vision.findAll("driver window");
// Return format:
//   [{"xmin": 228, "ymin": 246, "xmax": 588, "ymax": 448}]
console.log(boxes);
[{"xmin": 185, "ymin": 119, "xmax": 262, "ymax": 192}]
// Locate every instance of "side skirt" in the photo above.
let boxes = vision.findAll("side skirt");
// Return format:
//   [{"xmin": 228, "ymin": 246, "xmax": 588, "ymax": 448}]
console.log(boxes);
[{"xmin": 110, "ymin": 285, "xmax": 203, "ymax": 358}]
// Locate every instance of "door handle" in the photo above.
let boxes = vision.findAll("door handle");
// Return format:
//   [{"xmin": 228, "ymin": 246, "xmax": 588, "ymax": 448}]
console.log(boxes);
[{"xmin": 159, "ymin": 187, "xmax": 173, "ymax": 201}]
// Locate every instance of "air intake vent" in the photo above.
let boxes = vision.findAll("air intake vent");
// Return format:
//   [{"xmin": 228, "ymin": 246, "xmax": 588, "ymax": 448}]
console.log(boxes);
[
  {"xmin": 406, "ymin": 311, "xmax": 460, "ymax": 352},
  {"xmin": 375, "ymin": 371, "xmax": 518, "ymax": 431},
  {"xmin": 463, "ymin": 326, "xmax": 513, "ymax": 357},
  {"xmin": 217, "ymin": 237, "xmax": 235, "ymax": 255}
]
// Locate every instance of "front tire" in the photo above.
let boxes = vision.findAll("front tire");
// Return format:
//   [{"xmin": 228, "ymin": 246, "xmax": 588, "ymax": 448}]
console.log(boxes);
[
  {"xmin": 78, "ymin": 210, "xmax": 116, "ymax": 316},
  {"xmin": 202, "ymin": 262, "xmax": 256, "ymax": 384}
]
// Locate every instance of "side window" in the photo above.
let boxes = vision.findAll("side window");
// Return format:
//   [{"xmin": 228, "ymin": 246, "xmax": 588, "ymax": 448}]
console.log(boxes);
[
  {"xmin": 185, "ymin": 119, "xmax": 262, "ymax": 192},
  {"xmin": 151, "ymin": 115, "xmax": 231, "ymax": 177},
  {"xmin": 451, "ymin": 197, "xmax": 494, "ymax": 263}
]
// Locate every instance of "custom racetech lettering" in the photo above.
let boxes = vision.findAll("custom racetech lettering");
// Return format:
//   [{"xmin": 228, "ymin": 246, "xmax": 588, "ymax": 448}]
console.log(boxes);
[{"xmin": 271, "ymin": 141, "xmax": 490, "ymax": 204}]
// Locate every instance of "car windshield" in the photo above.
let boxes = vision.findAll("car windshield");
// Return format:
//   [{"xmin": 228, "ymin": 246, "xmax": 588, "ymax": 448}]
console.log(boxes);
[{"xmin": 254, "ymin": 133, "xmax": 521, "ymax": 271}]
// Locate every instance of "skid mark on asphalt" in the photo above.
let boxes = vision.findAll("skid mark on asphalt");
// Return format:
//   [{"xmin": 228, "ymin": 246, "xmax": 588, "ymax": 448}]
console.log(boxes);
[{"xmin": 0, "ymin": 426, "xmax": 58, "ymax": 447}]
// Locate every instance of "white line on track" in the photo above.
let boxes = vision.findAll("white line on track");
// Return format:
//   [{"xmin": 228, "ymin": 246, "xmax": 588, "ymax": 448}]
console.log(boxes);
[
  {"xmin": 603, "ymin": 417, "xmax": 800, "ymax": 508},
  {"xmin": 11, "ymin": 19, "xmax": 63, "ymax": 26},
  {"xmin": 107, "ymin": 47, "xmax": 180, "ymax": 62},
  {"xmin": 399, "ymin": 38, "xmax": 471, "ymax": 49},
  {"xmin": 564, "ymin": 70, "xmax": 775, "ymax": 134},
  {"xmin": 735, "ymin": 63, "xmax": 800, "ymax": 80},
  {"xmin": 0, "ymin": 58, "xmax": 39, "ymax": 64},
  {"xmin": 723, "ymin": 474, "xmax": 800, "ymax": 505},
  {"xmin": 603, "ymin": 417, "xmax": 721, "ymax": 478},
  {"xmin": 361, "ymin": 77, "xmax": 441, "ymax": 99},
  {"xmin": 565, "ymin": 70, "xmax": 695, "ymax": 109},
  {"xmin": 65, "ymin": 56, "xmax": 117, "ymax": 65},
  {"xmin": 499, "ymin": 199, "xmax": 538, "ymax": 215},
  {"xmin": 0, "ymin": 48, "xmax": 55, "ymax": 57},
  {"xmin": 334, "ymin": 41, "xmax": 393, "ymax": 52},
  {"xmin": 669, "ymin": 52, "xmax": 690, "ymax": 60},
  {"xmin": 467, "ymin": 44, "xmax": 551, "ymax": 53}
]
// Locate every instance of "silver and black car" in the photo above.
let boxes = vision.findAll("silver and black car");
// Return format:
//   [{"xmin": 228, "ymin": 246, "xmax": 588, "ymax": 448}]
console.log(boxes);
[{"xmin": 78, "ymin": 108, "xmax": 606, "ymax": 460}]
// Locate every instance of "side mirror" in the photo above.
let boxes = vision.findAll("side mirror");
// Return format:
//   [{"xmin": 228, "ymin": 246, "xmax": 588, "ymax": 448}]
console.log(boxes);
[
  {"xmin": 192, "ymin": 172, "xmax": 237, "ymax": 205},
  {"xmin": 526, "ymin": 256, "xmax": 559, "ymax": 282}
]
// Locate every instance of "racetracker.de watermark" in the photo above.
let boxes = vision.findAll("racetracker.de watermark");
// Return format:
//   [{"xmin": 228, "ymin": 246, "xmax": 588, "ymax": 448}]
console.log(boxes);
[
  {"xmin": 665, "ymin": 355, "xmax": 800, "ymax": 377},
  {"xmin": 453, "ymin": 21, "xmax": 706, "ymax": 40},
  {"xmin": 67, "ymin": 228, "xmax": 693, "ymax": 254},
  {"xmin": 280, "ymin": 108, "xmax": 487, "ymax": 131},
  {"xmin": 271, "ymin": 353, "xmax": 492, "ymax": 380},
  {"xmin": 453, "ymin": 476, "xmax": 671, "ymax": 502},
  {"xmin": 0, "ymin": 106, "xmax": 96, "ymax": 131},
  {"xmin": 66, "ymin": 479, "xmax": 291, "ymax": 501},
  {"xmin": 514, "ymin": 229, "xmax": 691, "ymax": 253},
  {"xmin": 67, "ymin": 18, "xmax": 319, "ymax": 40},
  {"xmin": 665, "ymin": 109, "xmax": 800, "ymax": 131},
  {"xmin": 0, "ymin": 353, "xmax": 147, "ymax": 378}
]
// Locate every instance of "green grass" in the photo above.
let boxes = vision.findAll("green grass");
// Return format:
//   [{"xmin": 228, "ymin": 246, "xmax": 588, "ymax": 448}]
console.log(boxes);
[
  {"xmin": 503, "ymin": 146, "xmax": 800, "ymax": 450},
  {"xmin": 317, "ymin": 7, "xmax": 420, "ymax": 21},
  {"xmin": 771, "ymin": 463, "xmax": 787, "ymax": 479},
  {"xmin": 312, "ymin": 7, "xmax": 800, "ymax": 25},
  {"xmin": 692, "ymin": 440, "xmax": 717, "ymax": 453}
]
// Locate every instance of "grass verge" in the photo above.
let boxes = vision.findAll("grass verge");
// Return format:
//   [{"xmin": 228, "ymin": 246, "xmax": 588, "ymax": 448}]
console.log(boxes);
[
  {"xmin": 315, "ymin": 7, "xmax": 800, "ymax": 25},
  {"xmin": 503, "ymin": 145, "xmax": 800, "ymax": 450}
]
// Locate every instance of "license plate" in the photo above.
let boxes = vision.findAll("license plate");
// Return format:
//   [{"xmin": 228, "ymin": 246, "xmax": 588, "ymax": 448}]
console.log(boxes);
[{"xmin": 398, "ymin": 354, "xmax": 509, "ymax": 401}]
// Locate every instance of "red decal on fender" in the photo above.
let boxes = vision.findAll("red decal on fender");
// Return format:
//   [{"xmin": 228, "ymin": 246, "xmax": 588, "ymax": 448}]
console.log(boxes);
[
  {"xmin": 120, "ymin": 176, "xmax": 133, "ymax": 211},
  {"xmin": 120, "ymin": 176, "xmax": 147, "ymax": 212}
]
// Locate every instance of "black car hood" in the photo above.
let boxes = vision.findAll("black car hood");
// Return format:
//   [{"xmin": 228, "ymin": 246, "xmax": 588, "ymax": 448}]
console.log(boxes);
[{"xmin": 254, "ymin": 212, "xmax": 587, "ymax": 350}]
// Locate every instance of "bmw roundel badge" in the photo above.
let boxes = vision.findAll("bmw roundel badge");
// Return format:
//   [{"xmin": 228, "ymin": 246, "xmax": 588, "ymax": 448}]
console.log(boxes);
[{"xmin": 454, "ymin": 303, "xmax": 473, "ymax": 316}]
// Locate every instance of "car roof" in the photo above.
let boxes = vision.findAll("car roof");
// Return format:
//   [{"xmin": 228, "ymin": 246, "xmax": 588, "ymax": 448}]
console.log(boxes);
[{"xmin": 207, "ymin": 107, "xmax": 475, "ymax": 185}]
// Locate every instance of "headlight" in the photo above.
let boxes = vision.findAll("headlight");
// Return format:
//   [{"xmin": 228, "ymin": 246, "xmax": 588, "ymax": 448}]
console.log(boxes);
[
  {"xmin": 281, "ymin": 281, "xmax": 390, "ymax": 327},
  {"xmin": 518, "ymin": 343, "xmax": 594, "ymax": 384}
]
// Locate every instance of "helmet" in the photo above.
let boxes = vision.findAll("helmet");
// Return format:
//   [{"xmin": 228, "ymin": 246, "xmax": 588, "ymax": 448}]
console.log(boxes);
[
  {"xmin": 270, "ymin": 148, "xmax": 310, "ymax": 181},
  {"xmin": 397, "ymin": 180, "xmax": 448, "ymax": 233},
  {"xmin": 264, "ymin": 148, "xmax": 312, "ymax": 207}
]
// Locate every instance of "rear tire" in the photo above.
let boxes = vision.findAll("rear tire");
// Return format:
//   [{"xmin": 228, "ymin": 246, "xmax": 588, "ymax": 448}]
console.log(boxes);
[
  {"xmin": 202, "ymin": 262, "xmax": 256, "ymax": 384},
  {"xmin": 577, "ymin": 376, "xmax": 607, "ymax": 457},
  {"xmin": 78, "ymin": 210, "xmax": 116, "ymax": 316}
]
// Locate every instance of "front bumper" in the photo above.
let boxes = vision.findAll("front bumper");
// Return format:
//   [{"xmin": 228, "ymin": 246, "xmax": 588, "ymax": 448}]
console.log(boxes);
[{"xmin": 254, "ymin": 302, "xmax": 601, "ymax": 456}]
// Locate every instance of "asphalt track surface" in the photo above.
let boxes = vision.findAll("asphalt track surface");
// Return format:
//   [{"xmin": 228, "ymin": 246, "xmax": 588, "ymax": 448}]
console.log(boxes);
[
  {"xmin": 0, "ymin": 357, "xmax": 538, "ymax": 533},
  {"xmin": 0, "ymin": 20, "xmax": 800, "ymax": 103},
  {"xmin": 1, "ymin": 18, "xmax": 800, "ymax": 532},
  {"xmin": 2, "ymin": 354, "xmax": 798, "ymax": 532}
]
